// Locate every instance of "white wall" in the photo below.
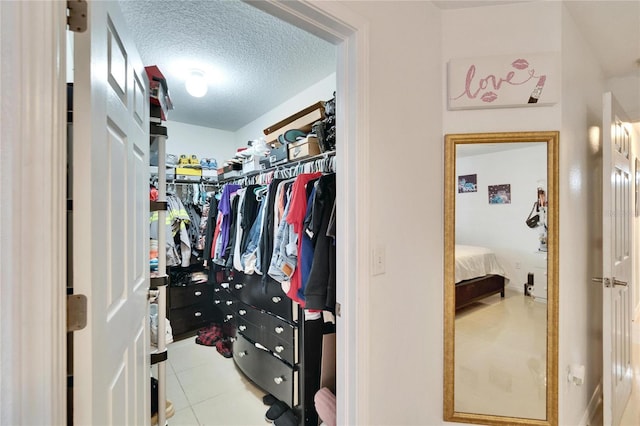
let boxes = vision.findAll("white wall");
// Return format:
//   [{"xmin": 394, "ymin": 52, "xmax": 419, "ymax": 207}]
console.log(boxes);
[
  {"xmin": 456, "ymin": 145, "xmax": 548, "ymax": 292},
  {"xmin": 164, "ymin": 73, "xmax": 335, "ymax": 165},
  {"xmin": 234, "ymin": 73, "xmax": 336, "ymax": 148},
  {"xmin": 559, "ymin": 5, "xmax": 607, "ymax": 424},
  {"xmin": 606, "ymin": 73, "xmax": 640, "ymax": 123},
  {"xmin": 163, "ymin": 120, "xmax": 237, "ymax": 167},
  {"xmin": 339, "ymin": 1, "xmax": 443, "ymax": 424},
  {"xmin": 442, "ymin": 1, "xmax": 562, "ymax": 134}
]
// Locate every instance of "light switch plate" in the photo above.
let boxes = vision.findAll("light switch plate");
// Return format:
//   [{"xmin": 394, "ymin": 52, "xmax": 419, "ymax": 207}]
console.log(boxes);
[{"xmin": 372, "ymin": 245, "xmax": 386, "ymax": 276}]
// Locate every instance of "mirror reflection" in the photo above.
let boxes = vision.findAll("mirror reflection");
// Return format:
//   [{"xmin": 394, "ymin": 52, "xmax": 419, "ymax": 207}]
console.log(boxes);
[
  {"xmin": 453, "ymin": 142, "xmax": 548, "ymax": 419},
  {"xmin": 444, "ymin": 131, "xmax": 558, "ymax": 426}
]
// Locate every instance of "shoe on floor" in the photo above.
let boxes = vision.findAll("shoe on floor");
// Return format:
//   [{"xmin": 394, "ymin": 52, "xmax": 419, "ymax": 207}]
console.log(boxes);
[
  {"xmin": 273, "ymin": 409, "xmax": 298, "ymax": 426},
  {"xmin": 215, "ymin": 338, "xmax": 233, "ymax": 358},
  {"xmin": 195, "ymin": 323, "xmax": 223, "ymax": 346},
  {"xmin": 265, "ymin": 400, "xmax": 289, "ymax": 422},
  {"xmin": 263, "ymin": 393, "xmax": 278, "ymax": 406}
]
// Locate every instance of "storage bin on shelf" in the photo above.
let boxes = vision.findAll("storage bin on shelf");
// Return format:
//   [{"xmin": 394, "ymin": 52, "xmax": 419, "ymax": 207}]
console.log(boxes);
[{"xmin": 263, "ymin": 101, "xmax": 325, "ymax": 145}]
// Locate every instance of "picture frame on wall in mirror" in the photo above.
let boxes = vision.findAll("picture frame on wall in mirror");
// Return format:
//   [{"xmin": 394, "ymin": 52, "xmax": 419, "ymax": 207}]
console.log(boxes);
[{"xmin": 458, "ymin": 174, "xmax": 478, "ymax": 193}]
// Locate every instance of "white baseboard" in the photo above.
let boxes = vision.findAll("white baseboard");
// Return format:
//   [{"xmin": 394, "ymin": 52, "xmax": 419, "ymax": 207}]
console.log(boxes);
[{"xmin": 580, "ymin": 381, "xmax": 602, "ymax": 426}]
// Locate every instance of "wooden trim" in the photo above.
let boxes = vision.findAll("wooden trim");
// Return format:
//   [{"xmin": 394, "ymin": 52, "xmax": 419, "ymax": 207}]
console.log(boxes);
[{"xmin": 0, "ymin": 2, "xmax": 67, "ymax": 425}]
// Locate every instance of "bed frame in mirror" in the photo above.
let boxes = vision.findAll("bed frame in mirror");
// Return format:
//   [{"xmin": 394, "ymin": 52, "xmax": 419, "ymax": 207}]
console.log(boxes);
[{"xmin": 443, "ymin": 131, "xmax": 559, "ymax": 426}]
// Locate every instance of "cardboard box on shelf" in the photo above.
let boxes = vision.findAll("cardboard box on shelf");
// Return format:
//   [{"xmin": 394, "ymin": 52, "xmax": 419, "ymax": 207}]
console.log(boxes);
[
  {"xmin": 202, "ymin": 169, "xmax": 218, "ymax": 179},
  {"xmin": 175, "ymin": 167, "xmax": 202, "ymax": 177},
  {"xmin": 263, "ymin": 101, "xmax": 325, "ymax": 144},
  {"xmin": 242, "ymin": 155, "xmax": 265, "ymax": 174},
  {"xmin": 287, "ymin": 137, "xmax": 321, "ymax": 161},
  {"xmin": 259, "ymin": 143, "xmax": 288, "ymax": 169},
  {"xmin": 224, "ymin": 170, "xmax": 242, "ymax": 179}
]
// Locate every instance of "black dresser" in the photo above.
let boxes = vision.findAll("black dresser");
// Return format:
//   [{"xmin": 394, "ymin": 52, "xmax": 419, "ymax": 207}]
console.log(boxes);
[
  {"xmin": 167, "ymin": 282, "xmax": 215, "ymax": 337},
  {"xmin": 214, "ymin": 270, "xmax": 319, "ymax": 425}
]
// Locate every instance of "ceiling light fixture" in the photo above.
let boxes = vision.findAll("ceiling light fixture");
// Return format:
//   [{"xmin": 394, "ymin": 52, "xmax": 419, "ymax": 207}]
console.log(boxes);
[{"xmin": 185, "ymin": 69, "xmax": 208, "ymax": 98}]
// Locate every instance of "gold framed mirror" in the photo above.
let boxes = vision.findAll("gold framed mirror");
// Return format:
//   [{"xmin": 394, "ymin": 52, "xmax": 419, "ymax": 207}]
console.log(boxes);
[{"xmin": 444, "ymin": 131, "xmax": 559, "ymax": 426}]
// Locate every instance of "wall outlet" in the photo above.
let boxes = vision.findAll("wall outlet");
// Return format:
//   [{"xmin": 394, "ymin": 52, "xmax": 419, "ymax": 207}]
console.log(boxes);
[{"xmin": 515, "ymin": 262, "xmax": 521, "ymax": 269}]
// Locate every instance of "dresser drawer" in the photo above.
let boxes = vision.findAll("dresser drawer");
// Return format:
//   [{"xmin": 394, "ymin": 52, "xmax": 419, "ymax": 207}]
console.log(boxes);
[
  {"xmin": 229, "ymin": 272, "xmax": 295, "ymax": 322},
  {"xmin": 263, "ymin": 333, "xmax": 296, "ymax": 366},
  {"xmin": 236, "ymin": 317, "xmax": 262, "ymax": 345},
  {"xmin": 234, "ymin": 305, "xmax": 297, "ymax": 365},
  {"xmin": 233, "ymin": 334, "xmax": 297, "ymax": 407},
  {"xmin": 169, "ymin": 283, "xmax": 212, "ymax": 309},
  {"xmin": 169, "ymin": 303, "xmax": 213, "ymax": 336},
  {"xmin": 262, "ymin": 312, "xmax": 295, "ymax": 343}
]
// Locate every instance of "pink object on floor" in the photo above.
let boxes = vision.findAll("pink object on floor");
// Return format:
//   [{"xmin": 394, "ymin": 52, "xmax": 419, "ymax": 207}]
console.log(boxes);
[{"xmin": 314, "ymin": 387, "xmax": 336, "ymax": 426}]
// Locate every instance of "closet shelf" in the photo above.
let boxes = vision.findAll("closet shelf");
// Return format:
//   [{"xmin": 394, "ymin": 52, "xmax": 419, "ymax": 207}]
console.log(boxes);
[
  {"xmin": 150, "ymin": 201, "xmax": 168, "ymax": 212},
  {"xmin": 150, "ymin": 275, "xmax": 169, "ymax": 289},
  {"xmin": 216, "ymin": 149, "xmax": 336, "ymax": 186},
  {"xmin": 150, "ymin": 349, "xmax": 168, "ymax": 365}
]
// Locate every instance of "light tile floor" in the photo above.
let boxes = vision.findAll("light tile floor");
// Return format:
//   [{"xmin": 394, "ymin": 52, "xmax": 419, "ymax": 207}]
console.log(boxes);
[
  {"xmin": 454, "ymin": 289, "xmax": 547, "ymax": 420},
  {"xmin": 159, "ymin": 302, "xmax": 640, "ymax": 426},
  {"xmin": 161, "ymin": 337, "xmax": 268, "ymax": 426}
]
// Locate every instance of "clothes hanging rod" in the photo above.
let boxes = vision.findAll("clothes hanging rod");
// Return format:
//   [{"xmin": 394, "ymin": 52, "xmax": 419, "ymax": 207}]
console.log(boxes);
[
  {"xmin": 218, "ymin": 150, "xmax": 336, "ymax": 185},
  {"xmin": 151, "ymin": 150, "xmax": 335, "ymax": 187}
]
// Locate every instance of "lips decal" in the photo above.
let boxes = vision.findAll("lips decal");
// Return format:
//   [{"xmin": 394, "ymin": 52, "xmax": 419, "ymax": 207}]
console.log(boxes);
[
  {"xmin": 512, "ymin": 59, "xmax": 530, "ymax": 70},
  {"xmin": 481, "ymin": 91, "xmax": 498, "ymax": 102}
]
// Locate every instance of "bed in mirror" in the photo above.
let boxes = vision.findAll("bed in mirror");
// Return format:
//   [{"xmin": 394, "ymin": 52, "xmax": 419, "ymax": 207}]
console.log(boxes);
[{"xmin": 444, "ymin": 131, "xmax": 559, "ymax": 426}]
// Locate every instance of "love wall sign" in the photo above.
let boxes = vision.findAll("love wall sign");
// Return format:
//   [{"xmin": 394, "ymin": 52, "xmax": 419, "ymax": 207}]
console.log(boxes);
[{"xmin": 447, "ymin": 53, "xmax": 559, "ymax": 110}]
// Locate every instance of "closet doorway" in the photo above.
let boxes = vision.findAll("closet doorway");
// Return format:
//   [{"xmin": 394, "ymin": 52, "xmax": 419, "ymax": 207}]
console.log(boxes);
[{"xmin": 109, "ymin": 2, "xmax": 364, "ymax": 424}]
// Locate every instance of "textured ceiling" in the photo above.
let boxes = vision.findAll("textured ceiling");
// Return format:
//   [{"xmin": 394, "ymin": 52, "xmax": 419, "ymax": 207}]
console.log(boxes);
[
  {"xmin": 119, "ymin": 0, "xmax": 639, "ymax": 130},
  {"xmin": 119, "ymin": 0, "xmax": 336, "ymax": 131}
]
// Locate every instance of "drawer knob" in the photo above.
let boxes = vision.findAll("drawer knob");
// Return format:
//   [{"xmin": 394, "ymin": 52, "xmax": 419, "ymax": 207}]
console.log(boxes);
[
  {"xmin": 214, "ymin": 299, "xmax": 221, "ymax": 304},
  {"xmin": 194, "ymin": 291, "xmax": 202, "ymax": 296},
  {"xmin": 239, "ymin": 325, "xmax": 247, "ymax": 331},
  {"xmin": 238, "ymin": 350, "xmax": 248, "ymax": 357},
  {"xmin": 275, "ymin": 345, "xmax": 284, "ymax": 353},
  {"xmin": 272, "ymin": 296, "xmax": 282, "ymax": 303},
  {"xmin": 194, "ymin": 312, "xmax": 202, "ymax": 317},
  {"xmin": 226, "ymin": 300, "xmax": 233, "ymax": 306},
  {"xmin": 273, "ymin": 376, "xmax": 284, "ymax": 385},
  {"xmin": 275, "ymin": 326, "xmax": 284, "ymax": 334},
  {"xmin": 239, "ymin": 309, "xmax": 247, "ymax": 316},
  {"xmin": 225, "ymin": 314, "xmax": 233, "ymax": 321},
  {"xmin": 234, "ymin": 284, "xmax": 243, "ymax": 290}
]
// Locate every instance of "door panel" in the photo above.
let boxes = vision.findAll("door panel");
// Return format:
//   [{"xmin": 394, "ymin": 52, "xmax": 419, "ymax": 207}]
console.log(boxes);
[
  {"xmin": 602, "ymin": 92, "xmax": 633, "ymax": 426},
  {"xmin": 73, "ymin": 1, "xmax": 149, "ymax": 424}
]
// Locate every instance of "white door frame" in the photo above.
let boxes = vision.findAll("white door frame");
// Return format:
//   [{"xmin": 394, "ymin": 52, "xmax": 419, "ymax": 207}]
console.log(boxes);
[
  {"xmin": 0, "ymin": 1, "xmax": 370, "ymax": 425},
  {"xmin": 245, "ymin": 3, "xmax": 371, "ymax": 423},
  {"xmin": 0, "ymin": 1, "xmax": 67, "ymax": 425}
]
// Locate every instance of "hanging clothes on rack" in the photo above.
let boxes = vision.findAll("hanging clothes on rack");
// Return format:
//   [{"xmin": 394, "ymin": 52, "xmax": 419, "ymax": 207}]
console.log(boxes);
[
  {"xmin": 281, "ymin": 172, "xmax": 322, "ymax": 306},
  {"xmin": 206, "ymin": 152, "xmax": 337, "ymax": 310},
  {"xmin": 303, "ymin": 173, "xmax": 336, "ymax": 311},
  {"xmin": 211, "ymin": 184, "xmax": 241, "ymax": 266},
  {"xmin": 150, "ymin": 194, "xmax": 191, "ymax": 267}
]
